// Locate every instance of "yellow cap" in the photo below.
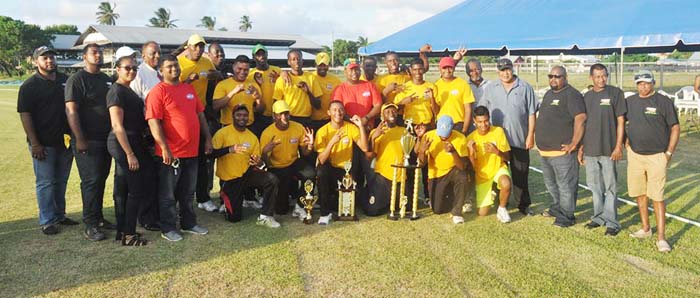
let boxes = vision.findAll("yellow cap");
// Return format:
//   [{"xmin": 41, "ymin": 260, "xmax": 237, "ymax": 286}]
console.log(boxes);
[
  {"xmin": 272, "ymin": 100, "xmax": 290, "ymax": 114},
  {"xmin": 315, "ymin": 52, "xmax": 331, "ymax": 66},
  {"xmin": 187, "ymin": 34, "xmax": 206, "ymax": 46}
]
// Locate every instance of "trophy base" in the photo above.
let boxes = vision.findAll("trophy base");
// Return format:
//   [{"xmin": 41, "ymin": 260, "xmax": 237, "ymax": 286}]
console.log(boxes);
[
  {"xmin": 302, "ymin": 218, "xmax": 313, "ymax": 225},
  {"xmin": 336, "ymin": 214, "xmax": 358, "ymax": 221},
  {"xmin": 387, "ymin": 213, "xmax": 399, "ymax": 221},
  {"xmin": 409, "ymin": 214, "xmax": 421, "ymax": 221}
]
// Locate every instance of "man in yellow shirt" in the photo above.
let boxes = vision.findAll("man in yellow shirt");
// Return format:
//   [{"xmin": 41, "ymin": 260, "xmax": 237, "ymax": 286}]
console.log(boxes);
[
  {"xmin": 417, "ymin": 115, "xmax": 470, "ymax": 224},
  {"xmin": 310, "ymin": 52, "xmax": 341, "ymax": 131},
  {"xmin": 211, "ymin": 104, "xmax": 281, "ymax": 228},
  {"xmin": 314, "ymin": 101, "xmax": 369, "ymax": 225},
  {"xmin": 273, "ymin": 49, "xmax": 323, "ymax": 128},
  {"xmin": 260, "ymin": 101, "xmax": 316, "ymax": 218},
  {"xmin": 377, "ymin": 45, "xmax": 431, "ymax": 103},
  {"xmin": 250, "ymin": 44, "xmax": 282, "ymax": 136},
  {"xmin": 213, "ymin": 55, "xmax": 263, "ymax": 129},
  {"xmin": 395, "ymin": 59, "xmax": 438, "ymax": 126},
  {"xmin": 466, "ymin": 106, "xmax": 512, "ymax": 223},
  {"xmin": 178, "ymin": 34, "xmax": 218, "ymax": 107},
  {"xmin": 435, "ymin": 57, "xmax": 475, "ymax": 134}
]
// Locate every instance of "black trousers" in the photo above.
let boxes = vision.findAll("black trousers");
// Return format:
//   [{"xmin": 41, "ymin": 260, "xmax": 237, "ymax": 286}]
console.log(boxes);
[
  {"xmin": 158, "ymin": 157, "xmax": 198, "ymax": 233},
  {"xmin": 317, "ymin": 160, "xmax": 363, "ymax": 217},
  {"xmin": 268, "ymin": 159, "xmax": 316, "ymax": 214},
  {"xmin": 196, "ymin": 120, "xmax": 220, "ymax": 203},
  {"xmin": 251, "ymin": 114, "xmax": 273, "ymax": 138},
  {"xmin": 510, "ymin": 147, "xmax": 531, "ymax": 211},
  {"xmin": 72, "ymin": 140, "xmax": 112, "ymax": 227},
  {"xmin": 221, "ymin": 168, "xmax": 279, "ymax": 222},
  {"xmin": 366, "ymin": 171, "xmax": 398, "ymax": 216},
  {"xmin": 428, "ymin": 167, "xmax": 468, "ymax": 216}
]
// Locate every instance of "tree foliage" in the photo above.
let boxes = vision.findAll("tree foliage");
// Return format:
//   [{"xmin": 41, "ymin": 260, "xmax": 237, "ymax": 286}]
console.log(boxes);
[
  {"xmin": 148, "ymin": 8, "xmax": 178, "ymax": 28},
  {"xmin": 601, "ymin": 54, "xmax": 658, "ymax": 63},
  {"xmin": 239, "ymin": 15, "xmax": 252, "ymax": 32},
  {"xmin": 0, "ymin": 16, "xmax": 53, "ymax": 76},
  {"xmin": 96, "ymin": 2, "xmax": 119, "ymax": 25},
  {"xmin": 43, "ymin": 24, "xmax": 80, "ymax": 35},
  {"xmin": 198, "ymin": 16, "xmax": 216, "ymax": 31}
]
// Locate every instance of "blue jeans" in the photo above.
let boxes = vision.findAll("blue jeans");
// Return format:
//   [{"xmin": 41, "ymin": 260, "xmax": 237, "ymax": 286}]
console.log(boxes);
[
  {"xmin": 158, "ymin": 157, "xmax": 198, "ymax": 233},
  {"xmin": 31, "ymin": 145, "xmax": 73, "ymax": 226},
  {"xmin": 541, "ymin": 153, "xmax": 579, "ymax": 226},
  {"xmin": 72, "ymin": 140, "xmax": 112, "ymax": 226},
  {"xmin": 583, "ymin": 156, "xmax": 620, "ymax": 230}
]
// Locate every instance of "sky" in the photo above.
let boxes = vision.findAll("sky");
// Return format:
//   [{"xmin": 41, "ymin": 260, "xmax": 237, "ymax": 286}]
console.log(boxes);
[{"xmin": 0, "ymin": 0, "xmax": 462, "ymax": 47}]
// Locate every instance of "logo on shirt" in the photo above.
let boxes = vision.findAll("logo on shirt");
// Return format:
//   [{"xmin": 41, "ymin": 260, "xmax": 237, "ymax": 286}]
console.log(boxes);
[
  {"xmin": 290, "ymin": 138, "xmax": 299, "ymax": 144},
  {"xmin": 644, "ymin": 107, "xmax": 657, "ymax": 115},
  {"xmin": 106, "ymin": 82, "xmax": 112, "ymax": 86},
  {"xmin": 600, "ymin": 98, "xmax": 611, "ymax": 106},
  {"xmin": 186, "ymin": 93, "xmax": 195, "ymax": 100},
  {"xmin": 451, "ymin": 89, "xmax": 459, "ymax": 95},
  {"xmin": 551, "ymin": 99, "xmax": 560, "ymax": 106},
  {"xmin": 326, "ymin": 83, "xmax": 333, "ymax": 90},
  {"xmin": 342, "ymin": 137, "xmax": 350, "ymax": 144},
  {"xmin": 241, "ymin": 142, "xmax": 251, "ymax": 150},
  {"xmin": 362, "ymin": 91, "xmax": 371, "ymax": 97}
]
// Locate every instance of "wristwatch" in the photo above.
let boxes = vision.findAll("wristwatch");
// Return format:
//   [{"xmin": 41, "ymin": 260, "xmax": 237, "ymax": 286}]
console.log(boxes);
[{"xmin": 664, "ymin": 151, "xmax": 673, "ymax": 157}]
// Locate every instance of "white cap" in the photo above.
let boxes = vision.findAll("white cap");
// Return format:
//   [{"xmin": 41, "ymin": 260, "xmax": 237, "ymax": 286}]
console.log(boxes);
[{"xmin": 115, "ymin": 46, "xmax": 136, "ymax": 60}]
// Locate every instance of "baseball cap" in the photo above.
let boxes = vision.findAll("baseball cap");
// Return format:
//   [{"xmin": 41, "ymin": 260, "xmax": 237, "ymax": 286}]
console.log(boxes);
[
  {"xmin": 380, "ymin": 103, "xmax": 398, "ymax": 114},
  {"xmin": 32, "ymin": 46, "xmax": 56, "ymax": 60},
  {"xmin": 315, "ymin": 52, "xmax": 331, "ymax": 66},
  {"xmin": 233, "ymin": 104, "xmax": 249, "ymax": 113},
  {"xmin": 439, "ymin": 57, "xmax": 456, "ymax": 69},
  {"xmin": 343, "ymin": 58, "xmax": 359, "ymax": 69},
  {"xmin": 634, "ymin": 70, "xmax": 654, "ymax": 83},
  {"xmin": 187, "ymin": 34, "xmax": 206, "ymax": 46},
  {"xmin": 436, "ymin": 115, "xmax": 454, "ymax": 138},
  {"xmin": 115, "ymin": 46, "xmax": 136, "ymax": 60},
  {"xmin": 496, "ymin": 58, "xmax": 513, "ymax": 71},
  {"xmin": 272, "ymin": 100, "xmax": 290, "ymax": 114},
  {"xmin": 252, "ymin": 43, "xmax": 267, "ymax": 56}
]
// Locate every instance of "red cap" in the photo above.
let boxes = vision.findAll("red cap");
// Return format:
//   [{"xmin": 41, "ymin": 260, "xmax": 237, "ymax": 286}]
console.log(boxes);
[{"xmin": 439, "ymin": 57, "xmax": 456, "ymax": 69}]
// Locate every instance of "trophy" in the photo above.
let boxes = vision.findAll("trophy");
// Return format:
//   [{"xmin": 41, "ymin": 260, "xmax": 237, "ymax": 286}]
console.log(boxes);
[
  {"xmin": 389, "ymin": 118, "xmax": 421, "ymax": 221},
  {"xmin": 298, "ymin": 180, "xmax": 318, "ymax": 224},
  {"xmin": 337, "ymin": 161, "xmax": 358, "ymax": 221}
]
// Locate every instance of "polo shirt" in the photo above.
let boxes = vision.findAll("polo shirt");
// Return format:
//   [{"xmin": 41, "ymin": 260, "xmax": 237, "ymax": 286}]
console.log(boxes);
[
  {"xmin": 131, "ymin": 62, "xmax": 161, "ymax": 100},
  {"xmin": 480, "ymin": 77, "xmax": 538, "ymax": 148}
]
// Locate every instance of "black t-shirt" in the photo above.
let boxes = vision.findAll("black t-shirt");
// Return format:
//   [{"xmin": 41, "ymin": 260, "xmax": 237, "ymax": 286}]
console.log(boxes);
[
  {"xmin": 535, "ymin": 85, "xmax": 586, "ymax": 151},
  {"xmin": 17, "ymin": 72, "xmax": 69, "ymax": 146},
  {"xmin": 64, "ymin": 70, "xmax": 112, "ymax": 141},
  {"xmin": 106, "ymin": 83, "xmax": 146, "ymax": 135},
  {"xmin": 626, "ymin": 92, "xmax": 679, "ymax": 155},
  {"xmin": 582, "ymin": 86, "xmax": 626, "ymax": 157}
]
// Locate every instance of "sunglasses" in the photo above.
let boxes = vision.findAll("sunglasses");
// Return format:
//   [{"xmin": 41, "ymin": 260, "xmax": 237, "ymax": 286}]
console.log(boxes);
[
  {"xmin": 548, "ymin": 74, "xmax": 564, "ymax": 79},
  {"xmin": 120, "ymin": 66, "xmax": 138, "ymax": 72},
  {"xmin": 634, "ymin": 74, "xmax": 653, "ymax": 80}
]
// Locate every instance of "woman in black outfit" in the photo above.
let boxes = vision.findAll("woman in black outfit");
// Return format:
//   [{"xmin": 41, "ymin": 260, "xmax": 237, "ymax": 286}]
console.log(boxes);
[{"xmin": 106, "ymin": 56, "xmax": 152, "ymax": 246}]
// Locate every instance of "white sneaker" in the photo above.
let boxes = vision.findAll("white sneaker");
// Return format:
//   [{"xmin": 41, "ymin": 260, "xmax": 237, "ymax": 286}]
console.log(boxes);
[
  {"xmin": 318, "ymin": 214, "xmax": 332, "ymax": 225},
  {"xmin": 256, "ymin": 215, "xmax": 281, "ymax": 228},
  {"xmin": 496, "ymin": 207, "xmax": 511, "ymax": 223},
  {"xmin": 197, "ymin": 200, "xmax": 218, "ymax": 212},
  {"xmin": 292, "ymin": 205, "xmax": 306, "ymax": 221},
  {"xmin": 452, "ymin": 215, "xmax": 465, "ymax": 224},
  {"xmin": 462, "ymin": 203, "xmax": 473, "ymax": 213},
  {"xmin": 242, "ymin": 200, "xmax": 263, "ymax": 209},
  {"xmin": 218, "ymin": 203, "xmax": 226, "ymax": 213}
]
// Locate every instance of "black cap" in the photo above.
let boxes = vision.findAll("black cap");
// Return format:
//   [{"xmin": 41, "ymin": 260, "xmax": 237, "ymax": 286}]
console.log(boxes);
[
  {"xmin": 32, "ymin": 46, "xmax": 57, "ymax": 60},
  {"xmin": 496, "ymin": 58, "xmax": 513, "ymax": 71}
]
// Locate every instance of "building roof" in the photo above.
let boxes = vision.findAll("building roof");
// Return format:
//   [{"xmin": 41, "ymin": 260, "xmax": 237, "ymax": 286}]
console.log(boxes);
[{"xmin": 52, "ymin": 34, "xmax": 80, "ymax": 51}]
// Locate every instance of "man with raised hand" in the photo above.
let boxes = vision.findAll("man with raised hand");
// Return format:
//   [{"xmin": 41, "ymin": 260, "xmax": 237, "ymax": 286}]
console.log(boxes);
[
  {"xmin": 272, "ymin": 49, "xmax": 324, "ymax": 128},
  {"xmin": 310, "ymin": 52, "xmax": 342, "ymax": 132},
  {"xmin": 249, "ymin": 44, "xmax": 282, "ymax": 136}
]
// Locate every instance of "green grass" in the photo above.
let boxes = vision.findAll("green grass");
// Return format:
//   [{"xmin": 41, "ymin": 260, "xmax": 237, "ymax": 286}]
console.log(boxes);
[{"xmin": 1, "ymin": 85, "xmax": 700, "ymax": 297}]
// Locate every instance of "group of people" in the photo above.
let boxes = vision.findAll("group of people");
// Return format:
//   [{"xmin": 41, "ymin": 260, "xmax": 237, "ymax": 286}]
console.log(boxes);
[{"xmin": 18, "ymin": 34, "xmax": 680, "ymax": 252}]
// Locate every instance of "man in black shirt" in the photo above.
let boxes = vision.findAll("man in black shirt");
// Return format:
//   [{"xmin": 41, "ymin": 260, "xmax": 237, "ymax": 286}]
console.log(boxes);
[
  {"xmin": 536, "ymin": 66, "xmax": 586, "ymax": 228},
  {"xmin": 625, "ymin": 70, "xmax": 679, "ymax": 253},
  {"xmin": 65, "ymin": 43, "xmax": 114, "ymax": 241},
  {"xmin": 18, "ymin": 46, "xmax": 78, "ymax": 235},
  {"xmin": 577, "ymin": 64, "xmax": 625, "ymax": 236}
]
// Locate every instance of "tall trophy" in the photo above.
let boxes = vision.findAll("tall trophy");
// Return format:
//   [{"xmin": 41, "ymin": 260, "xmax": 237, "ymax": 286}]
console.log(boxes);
[
  {"xmin": 337, "ymin": 161, "xmax": 358, "ymax": 221},
  {"xmin": 389, "ymin": 118, "xmax": 421, "ymax": 221},
  {"xmin": 298, "ymin": 180, "xmax": 318, "ymax": 224}
]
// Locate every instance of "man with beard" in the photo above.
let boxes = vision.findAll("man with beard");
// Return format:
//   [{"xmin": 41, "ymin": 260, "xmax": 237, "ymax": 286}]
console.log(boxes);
[
  {"xmin": 213, "ymin": 55, "xmax": 263, "ymax": 131},
  {"xmin": 360, "ymin": 56, "xmax": 380, "ymax": 92},
  {"xmin": 273, "ymin": 49, "xmax": 323, "ymax": 128},
  {"xmin": 310, "ymin": 52, "xmax": 342, "ymax": 132},
  {"xmin": 249, "ymin": 44, "xmax": 282, "ymax": 137},
  {"xmin": 18, "ymin": 46, "xmax": 78, "ymax": 235}
]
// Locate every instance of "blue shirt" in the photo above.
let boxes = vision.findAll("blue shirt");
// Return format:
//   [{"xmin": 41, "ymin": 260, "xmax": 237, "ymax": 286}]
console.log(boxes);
[{"xmin": 479, "ymin": 77, "xmax": 538, "ymax": 148}]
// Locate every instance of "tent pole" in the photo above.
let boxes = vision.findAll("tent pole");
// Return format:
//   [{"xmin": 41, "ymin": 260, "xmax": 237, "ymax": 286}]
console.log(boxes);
[
  {"xmin": 620, "ymin": 47, "xmax": 625, "ymax": 90},
  {"xmin": 535, "ymin": 55, "xmax": 539, "ymax": 90}
]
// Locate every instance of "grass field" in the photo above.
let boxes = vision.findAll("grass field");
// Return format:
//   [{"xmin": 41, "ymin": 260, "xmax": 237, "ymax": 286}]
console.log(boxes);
[{"xmin": 1, "ymin": 84, "xmax": 699, "ymax": 297}]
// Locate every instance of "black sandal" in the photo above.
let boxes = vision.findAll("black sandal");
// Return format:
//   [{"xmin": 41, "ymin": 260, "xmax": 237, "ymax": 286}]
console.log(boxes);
[{"xmin": 122, "ymin": 234, "xmax": 148, "ymax": 246}]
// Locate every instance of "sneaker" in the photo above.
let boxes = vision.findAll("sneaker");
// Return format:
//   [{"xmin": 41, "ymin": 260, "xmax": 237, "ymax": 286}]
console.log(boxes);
[
  {"xmin": 84, "ymin": 226, "xmax": 106, "ymax": 241},
  {"xmin": 452, "ymin": 215, "xmax": 465, "ymax": 224},
  {"xmin": 496, "ymin": 207, "xmax": 511, "ymax": 223},
  {"xmin": 141, "ymin": 223, "xmax": 161, "ymax": 231},
  {"xmin": 41, "ymin": 224, "xmax": 59, "ymax": 235},
  {"xmin": 629, "ymin": 228, "xmax": 652, "ymax": 239},
  {"xmin": 656, "ymin": 240, "xmax": 672, "ymax": 253},
  {"xmin": 541, "ymin": 210, "xmax": 553, "ymax": 217},
  {"xmin": 183, "ymin": 225, "xmax": 209, "ymax": 235},
  {"xmin": 57, "ymin": 217, "xmax": 79, "ymax": 225},
  {"xmin": 292, "ymin": 205, "xmax": 306, "ymax": 221},
  {"xmin": 462, "ymin": 203, "xmax": 473, "ymax": 214},
  {"xmin": 161, "ymin": 231, "xmax": 183, "ymax": 242},
  {"xmin": 197, "ymin": 200, "xmax": 218, "ymax": 212},
  {"xmin": 257, "ymin": 215, "xmax": 281, "ymax": 228},
  {"xmin": 242, "ymin": 200, "xmax": 263, "ymax": 209},
  {"xmin": 318, "ymin": 214, "xmax": 333, "ymax": 225},
  {"xmin": 553, "ymin": 221, "xmax": 573, "ymax": 228},
  {"xmin": 98, "ymin": 219, "xmax": 116, "ymax": 230},
  {"xmin": 218, "ymin": 204, "xmax": 227, "ymax": 213},
  {"xmin": 585, "ymin": 222, "xmax": 602, "ymax": 229},
  {"xmin": 605, "ymin": 227, "xmax": 621, "ymax": 236}
]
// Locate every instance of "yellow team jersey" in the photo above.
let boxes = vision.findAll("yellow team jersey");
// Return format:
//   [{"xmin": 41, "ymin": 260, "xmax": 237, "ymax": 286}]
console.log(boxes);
[
  {"xmin": 424, "ymin": 130, "xmax": 468, "ymax": 179},
  {"xmin": 212, "ymin": 125, "xmax": 261, "ymax": 181},
  {"xmin": 311, "ymin": 72, "xmax": 341, "ymax": 120},
  {"xmin": 315, "ymin": 121, "xmax": 360, "ymax": 168},
  {"xmin": 248, "ymin": 65, "xmax": 282, "ymax": 117},
  {"xmin": 371, "ymin": 126, "xmax": 406, "ymax": 180},
  {"xmin": 213, "ymin": 77, "xmax": 261, "ymax": 126},
  {"xmin": 178, "ymin": 55, "xmax": 215, "ymax": 106},
  {"xmin": 272, "ymin": 71, "xmax": 324, "ymax": 117},
  {"xmin": 435, "ymin": 77, "xmax": 475, "ymax": 123},
  {"xmin": 377, "ymin": 73, "xmax": 410, "ymax": 103},
  {"xmin": 395, "ymin": 81, "xmax": 437, "ymax": 125},
  {"xmin": 466, "ymin": 126, "xmax": 511, "ymax": 183},
  {"xmin": 260, "ymin": 121, "xmax": 306, "ymax": 168}
]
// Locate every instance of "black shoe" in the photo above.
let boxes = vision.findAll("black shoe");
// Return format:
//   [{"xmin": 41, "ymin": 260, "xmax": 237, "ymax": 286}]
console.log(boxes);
[
  {"xmin": 553, "ymin": 221, "xmax": 573, "ymax": 228},
  {"xmin": 57, "ymin": 217, "xmax": 79, "ymax": 226},
  {"xmin": 84, "ymin": 226, "xmax": 106, "ymax": 241},
  {"xmin": 605, "ymin": 227, "xmax": 620, "ymax": 236},
  {"xmin": 584, "ymin": 222, "xmax": 601, "ymax": 229},
  {"xmin": 98, "ymin": 219, "xmax": 116, "ymax": 230},
  {"xmin": 519, "ymin": 207, "xmax": 534, "ymax": 216},
  {"xmin": 142, "ymin": 223, "xmax": 161, "ymax": 231},
  {"xmin": 41, "ymin": 225, "xmax": 59, "ymax": 235}
]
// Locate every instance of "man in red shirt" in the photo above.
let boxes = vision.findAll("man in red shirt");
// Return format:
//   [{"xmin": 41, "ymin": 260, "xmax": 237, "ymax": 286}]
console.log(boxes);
[{"xmin": 146, "ymin": 55, "xmax": 213, "ymax": 242}]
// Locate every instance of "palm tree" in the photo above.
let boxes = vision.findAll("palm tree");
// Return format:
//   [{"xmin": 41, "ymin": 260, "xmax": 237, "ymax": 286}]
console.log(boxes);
[
  {"xmin": 96, "ymin": 2, "xmax": 119, "ymax": 25},
  {"xmin": 218, "ymin": 27, "xmax": 228, "ymax": 31},
  {"xmin": 148, "ymin": 8, "xmax": 178, "ymax": 28},
  {"xmin": 357, "ymin": 36, "xmax": 369, "ymax": 47},
  {"xmin": 198, "ymin": 16, "xmax": 216, "ymax": 31},
  {"xmin": 239, "ymin": 15, "xmax": 252, "ymax": 32}
]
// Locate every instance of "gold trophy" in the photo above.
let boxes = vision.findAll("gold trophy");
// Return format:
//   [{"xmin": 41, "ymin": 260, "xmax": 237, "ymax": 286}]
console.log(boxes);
[
  {"xmin": 389, "ymin": 118, "xmax": 421, "ymax": 220},
  {"xmin": 298, "ymin": 180, "xmax": 318, "ymax": 224},
  {"xmin": 337, "ymin": 161, "xmax": 358, "ymax": 221}
]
